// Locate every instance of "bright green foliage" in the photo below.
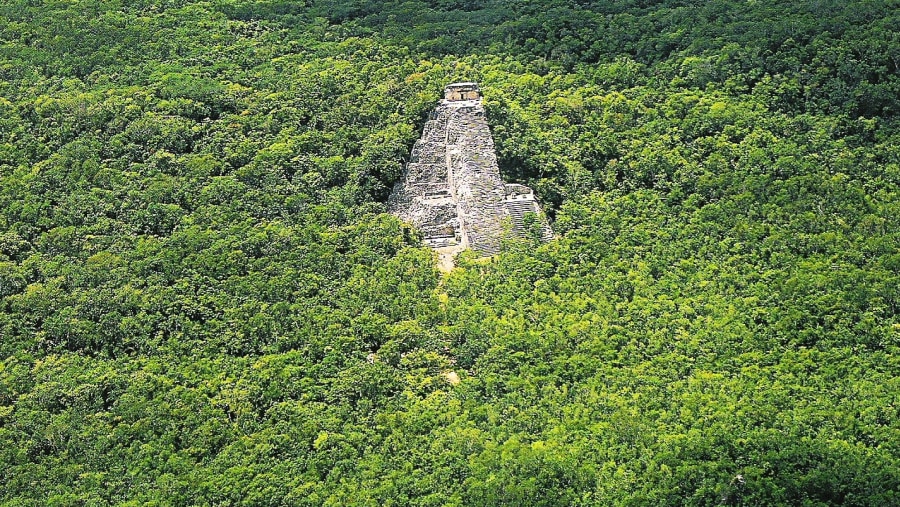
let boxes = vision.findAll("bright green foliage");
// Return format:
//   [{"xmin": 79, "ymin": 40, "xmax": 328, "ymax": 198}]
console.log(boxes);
[{"xmin": 1, "ymin": 0, "xmax": 899, "ymax": 505}]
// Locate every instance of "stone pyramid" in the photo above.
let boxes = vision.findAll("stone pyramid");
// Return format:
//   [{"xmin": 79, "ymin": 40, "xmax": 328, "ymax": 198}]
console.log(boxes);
[{"xmin": 388, "ymin": 82, "xmax": 552, "ymax": 261}]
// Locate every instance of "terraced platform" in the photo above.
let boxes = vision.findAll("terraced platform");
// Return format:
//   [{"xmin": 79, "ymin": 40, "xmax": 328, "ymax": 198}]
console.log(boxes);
[{"xmin": 387, "ymin": 83, "xmax": 552, "ymax": 264}]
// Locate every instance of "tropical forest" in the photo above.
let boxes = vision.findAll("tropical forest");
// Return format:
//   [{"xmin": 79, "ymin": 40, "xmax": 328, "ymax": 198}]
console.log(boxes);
[{"xmin": 1, "ymin": 0, "xmax": 899, "ymax": 505}]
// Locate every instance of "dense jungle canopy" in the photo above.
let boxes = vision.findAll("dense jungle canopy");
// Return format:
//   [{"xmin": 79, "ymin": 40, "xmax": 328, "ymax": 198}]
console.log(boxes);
[{"xmin": 1, "ymin": 0, "xmax": 899, "ymax": 505}]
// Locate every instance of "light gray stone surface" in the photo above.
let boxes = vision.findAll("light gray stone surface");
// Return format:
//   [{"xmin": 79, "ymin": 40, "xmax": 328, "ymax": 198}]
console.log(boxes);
[{"xmin": 388, "ymin": 84, "xmax": 552, "ymax": 259}]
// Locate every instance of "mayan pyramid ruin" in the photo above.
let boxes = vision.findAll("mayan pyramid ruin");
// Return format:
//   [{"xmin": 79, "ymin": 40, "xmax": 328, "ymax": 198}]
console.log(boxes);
[{"xmin": 388, "ymin": 82, "xmax": 552, "ymax": 264}]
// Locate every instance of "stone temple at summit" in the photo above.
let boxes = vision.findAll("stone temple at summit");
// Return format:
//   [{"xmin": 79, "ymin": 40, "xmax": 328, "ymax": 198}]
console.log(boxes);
[{"xmin": 388, "ymin": 82, "xmax": 552, "ymax": 260}]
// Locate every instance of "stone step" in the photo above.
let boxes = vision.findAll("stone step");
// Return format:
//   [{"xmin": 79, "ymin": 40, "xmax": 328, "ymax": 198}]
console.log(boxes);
[
  {"xmin": 420, "ymin": 119, "xmax": 445, "ymax": 138},
  {"xmin": 409, "ymin": 147, "xmax": 446, "ymax": 165},
  {"xmin": 405, "ymin": 163, "xmax": 448, "ymax": 185},
  {"xmin": 504, "ymin": 200, "xmax": 552, "ymax": 238}
]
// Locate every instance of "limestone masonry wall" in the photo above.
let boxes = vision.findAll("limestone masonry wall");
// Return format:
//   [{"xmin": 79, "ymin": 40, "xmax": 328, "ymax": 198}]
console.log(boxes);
[{"xmin": 388, "ymin": 83, "xmax": 552, "ymax": 260}]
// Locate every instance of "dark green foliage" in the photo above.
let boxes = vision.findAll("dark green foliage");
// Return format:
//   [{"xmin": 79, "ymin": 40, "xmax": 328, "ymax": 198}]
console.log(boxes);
[{"xmin": 1, "ymin": 0, "xmax": 899, "ymax": 505}]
